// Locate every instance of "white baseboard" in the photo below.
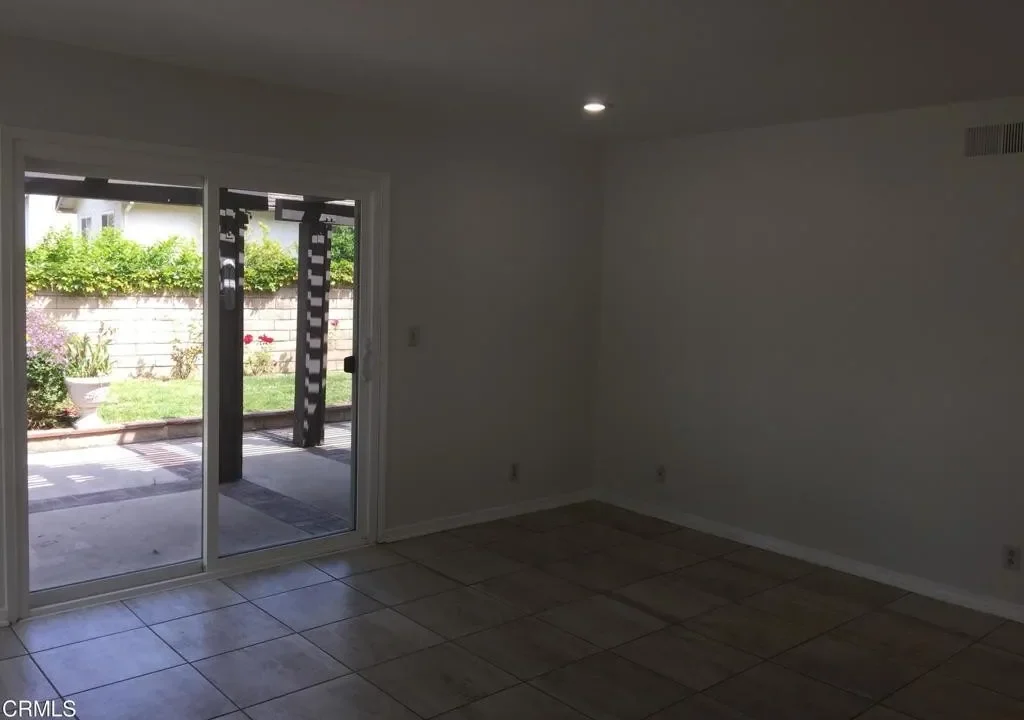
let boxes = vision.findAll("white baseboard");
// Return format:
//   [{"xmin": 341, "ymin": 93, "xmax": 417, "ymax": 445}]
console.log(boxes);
[
  {"xmin": 379, "ymin": 489, "xmax": 594, "ymax": 543},
  {"xmin": 598, "ymin": 487, "xmax": 1024, "ymax": 624}
]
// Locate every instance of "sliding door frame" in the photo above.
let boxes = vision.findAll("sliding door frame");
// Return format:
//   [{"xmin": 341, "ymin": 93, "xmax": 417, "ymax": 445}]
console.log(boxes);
[{"xmin": 0, "ymin": 127, "xmax": 390, "ymax": 621}]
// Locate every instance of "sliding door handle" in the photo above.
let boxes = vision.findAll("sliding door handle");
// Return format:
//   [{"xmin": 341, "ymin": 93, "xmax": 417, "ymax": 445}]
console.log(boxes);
[{"xmin": 343, "ymin": 355, "xmax": 356, "ymax": 374}]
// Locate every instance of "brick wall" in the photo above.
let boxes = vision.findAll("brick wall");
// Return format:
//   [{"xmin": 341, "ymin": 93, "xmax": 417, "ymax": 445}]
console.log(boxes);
[{"xmin": 30, "ymin": 289, "xmax": 354, "ymax": 379}]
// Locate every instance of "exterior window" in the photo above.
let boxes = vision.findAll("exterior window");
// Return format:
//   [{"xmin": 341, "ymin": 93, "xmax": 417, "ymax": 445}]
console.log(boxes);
[
  {"xmin": 101, "ymin": 212, "xmax": 116, "ymax": 228},
  {"xmin": 80, "ymin": 217, "xmax": 92, "ymax": 237}
]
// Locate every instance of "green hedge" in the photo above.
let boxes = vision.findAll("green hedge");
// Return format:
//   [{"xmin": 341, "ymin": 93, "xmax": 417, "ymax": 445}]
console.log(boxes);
[{"xmin": 26, "ymin": 225, "xmax": 355, "ymax": 297}]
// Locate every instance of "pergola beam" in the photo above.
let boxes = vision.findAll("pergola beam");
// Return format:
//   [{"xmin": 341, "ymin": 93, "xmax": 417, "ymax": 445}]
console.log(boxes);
[{"xmin": 24, "ymin": 177, "xmax": 355, "ymax": 219}]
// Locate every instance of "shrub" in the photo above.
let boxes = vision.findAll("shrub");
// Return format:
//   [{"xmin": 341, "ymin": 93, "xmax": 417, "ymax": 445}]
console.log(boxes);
[
  {"xmin": 170, "ymin": 322, "xmax": 203, "ymax": 379},
  {"xmin": 26, "ymin": 224, "xmax": 354, "ymax": 297},
  {"xmin": 65, "ymin": 324, "xmax": 115, "ymax": 378},
  {"xmin": 26, "ymin": 228, "xmax": 204, "ymax": 296},
  {"xmin": 25, "ymin": 308, "xmax": 72, "ymax": 429},
  {"xmin": 330, "ymin": 225, "xmax": 356, "ymax": 287},
  {"xmin": 245, "ymin": 227, "xmax": 298, "ymax": 293}
]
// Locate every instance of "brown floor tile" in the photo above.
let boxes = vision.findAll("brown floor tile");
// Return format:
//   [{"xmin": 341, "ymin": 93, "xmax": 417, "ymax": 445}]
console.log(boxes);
[
  {"xmin": 0, "ymin": 628, "xmax": 27, "ymax": 660},
  {"xmin": 852, "ymin": 708, "xmax": 916, "ymax": 720},
  {"xmin": 615, "ymin": 626, "xmax": 759, "ymax": 691},
  {"xmin": 435, "ymin": 684, "xmax": 588, "ymax": 720},
  {"xmin": 658, "ymin": 528, "xmax": 746, "ymax": 557},
  {"xmin": 457, "ymin": 616, "xmax": 599, "ymax": 679},
  {"xmin": 246, "ymin": 674, "xmax": 417, "ymax": 720},
  {"xmin": 539, "ymin": 594, "xmax": 666, "ymax": 649},
  {"xmin": 194, "ymin": 634, "xmax": 348, "ymax": 708},
  {"xmin": 885, "ymin": 672, "xmax": 1024, "ymax": 720},
  {"xmin": 544, "ymin": 522, "xmax": 640, "ymax": 554},
  {"xmin": 705, "ymin": 663, "xmax": 872, "ymax": 720},
  {"xmin": 606, "ymin": 538, "xmax": 705, "ymax": 573},
  {"xmin": 744, "ymin": 583, "xmax": 869, "ymax": 632},
  {"xmin": 886, "ymin": 594, "xmax": 1004, "ymax": 639},
  {"xmin": 309, "ymin": 546, "xmax": 407, "ymax": 579},
  {"xmin": 531, "ymin": 652, "xmax": 689, "ymax": 720},
  {"xmin": 341, "ymin": 563, "xmax": 458, "ymax": 605},
  {"xmin": 938, "ymin": 643, "xmax": 1024, "ymax": 700},
  {"xmin": 301, "ymin": 607, "xmax": 443, "ymax": 669},
  {"xmin": 615, "ymin": 574, "xmax": 730, "ymax": 623},
  {"xmin": 722, "ymin": 547, "xmax": 817, "ymax": 581},
  {"xmin": 513, "ymin": 506, "xmax": 591, "ymax": 532},
  {"xmin": 831, "ymin": 610, "xmax": 972, "ymax": 666},
  {"xmin": 419, "ymin": 547, "xmax": 525, "ymax": 584},
  {"xmin": 648, "ymin": 695, "xmax": 756, "ymax": 719},
  {"xmin": 674, "ymin": 560, "xmax": 783, "ymax": 600},
  {"xmin": 473, "ymin": 568, "xmax": 591, "ymax": 613},
  {"xmin": 775, "ymin": 634, "xmax": 927, "ymax": 700},
  {"xmin": 447, "ymin": 518, "xmax": 532, "ymax": 546},
  {"xmin": 794, "ymin": 569, "xmax": 906, "ymax": 608},
  {"xmin": 386, "ymin": 532, "xmax": 473, "ymax": 561},
  {"xmin": 585, "ymin": 505, "xmax": 681, "ymax": 536},
  {"xmin": 394, "ymin": 587, "xmax": 523, "ymax": 639},
  {"xmin": 984, "ymin": 621, "xmax": 1024, "ymax": 657},
  {"xmin": 684, "ymin": 603, "xmax": 822, "ymax": 658},
  {"xmin": 487, "ymin": 531, "xmax": 583, "ymax": 565},
  {"xmin": 542, "ymin": 551, "xmax": 659, "ymax": 591},
  {"xmin": 360, "ymin": 643, "xmax": 517, "ymax": 718}
]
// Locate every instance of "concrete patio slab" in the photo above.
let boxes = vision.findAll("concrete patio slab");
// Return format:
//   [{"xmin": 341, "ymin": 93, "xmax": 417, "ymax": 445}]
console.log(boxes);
[{"xmin": 27, "ymin": 423, "xmax": 353, "ymax": 591}]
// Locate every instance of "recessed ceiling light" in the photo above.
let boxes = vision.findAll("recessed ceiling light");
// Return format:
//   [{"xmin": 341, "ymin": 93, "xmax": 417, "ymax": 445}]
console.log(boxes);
[{"xmin": 583, "ymin": 101, "xmax": 607, "ymax": 114}]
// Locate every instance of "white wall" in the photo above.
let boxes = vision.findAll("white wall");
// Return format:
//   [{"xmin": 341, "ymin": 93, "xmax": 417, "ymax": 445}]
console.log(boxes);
[
  {"xmin": 0, "ymin": 37, "xmax": 601, "ymax": 615},
  {"xmin": 124, "ymin": 203, "xmax": 201, "ymax": 245},
  {"xmin": 597, "ymin": 97, "xmax": 1024, "ymax": 607},
  {"xmin": 75, "ymin": 198, "xmax": 122, "ymax": 235},
  {"xmin": 24, "ymin": 195, "xmax": 74, "ymax": 246},
  {"xmin": 122, "ymin": 206, "xmax": 299, "ymax": 250}
]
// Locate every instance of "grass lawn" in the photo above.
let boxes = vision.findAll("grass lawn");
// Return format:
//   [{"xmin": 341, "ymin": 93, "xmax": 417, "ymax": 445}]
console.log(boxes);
[{"xmin": 99, "ymin": 373, "xmax": 352, "ymax": 423}]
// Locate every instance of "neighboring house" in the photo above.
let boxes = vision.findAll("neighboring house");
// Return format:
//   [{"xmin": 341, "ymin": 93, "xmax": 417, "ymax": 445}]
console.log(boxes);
[
  {"xmin": 25, "ymin": 194, "xmax": 74, "ymax": 245},
  {"xmin": 25, "ymin": 192, "xmax": 348, "ymax": 250}
]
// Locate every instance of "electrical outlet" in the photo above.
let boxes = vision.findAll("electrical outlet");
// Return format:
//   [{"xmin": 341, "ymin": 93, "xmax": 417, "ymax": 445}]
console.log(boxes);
[
  {"xmin": 655, "ymin": 465, "xmax": 667, "ymax": 484},
  {"xmin": 1004, "ymin": 545, "xmax": 1021, "ymax": 571},
  {"xmin": 408, "ymin": 326, "xmax": 421, "ymax": 347},
  {"xmin": 509, "ymin": 462, "xmax": 520, "ymax": 483}
]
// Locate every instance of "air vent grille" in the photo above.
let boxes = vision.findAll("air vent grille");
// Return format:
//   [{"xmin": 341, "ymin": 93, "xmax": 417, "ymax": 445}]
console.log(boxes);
[{"xmin": 965, "ymin": 122, "xmax": 1024, "ymax": 157}]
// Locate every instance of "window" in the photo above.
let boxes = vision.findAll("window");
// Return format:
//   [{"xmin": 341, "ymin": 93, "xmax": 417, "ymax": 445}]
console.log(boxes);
[
  {"xmin": 101, "ymin": 212, "xmax": 116, "ymax": 229},
  {"xmin": 80, "ymin": 217, "xmax": 92, "ymax": 237}
]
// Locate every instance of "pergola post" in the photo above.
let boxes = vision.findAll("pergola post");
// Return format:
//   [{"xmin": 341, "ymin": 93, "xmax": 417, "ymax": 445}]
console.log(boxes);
[
  {"xmin": 293, "ymin": 208, "xmax": 332, "ymax": 448},
  {"xmin": 218, "ymin": 193, "xmax": 249, "ymax": 482}
]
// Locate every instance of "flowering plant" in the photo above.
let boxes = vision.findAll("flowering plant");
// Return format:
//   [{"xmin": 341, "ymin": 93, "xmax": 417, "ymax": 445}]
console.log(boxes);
[
  {"xmin": 27, "ymin": 307, "xmax": 68, "ymax": 362},
  {"xmin": 243, "ymin": 332, "xmax": 275, "ymax": 375},
  {"xmin": 26, "ymin": 307, "xmax": 73, "ymax": 428}
]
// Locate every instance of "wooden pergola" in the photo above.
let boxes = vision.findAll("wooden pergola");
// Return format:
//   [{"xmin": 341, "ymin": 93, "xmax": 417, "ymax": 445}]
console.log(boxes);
[{"xmin": 26, "ymin": 175, "xmax": 357, "ymax": 483}]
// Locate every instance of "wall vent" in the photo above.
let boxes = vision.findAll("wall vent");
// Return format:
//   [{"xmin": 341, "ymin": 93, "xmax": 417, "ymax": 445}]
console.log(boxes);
[{"xmin": 965, "ymin": 122, "xmax": 1024, "ymax": 157}]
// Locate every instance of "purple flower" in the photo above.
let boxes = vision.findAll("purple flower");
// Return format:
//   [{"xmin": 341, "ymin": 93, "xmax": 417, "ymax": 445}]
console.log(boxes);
[{"xmin": 26, "ymin": 308, "xmax": 68, "ymax": 363}]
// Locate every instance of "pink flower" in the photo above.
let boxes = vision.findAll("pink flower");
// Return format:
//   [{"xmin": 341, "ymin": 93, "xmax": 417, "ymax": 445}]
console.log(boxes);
[
  {"xmin": 258, "ymin": 334, "xmax": 274, "ymax": 344},
  {"xmin": 243, "ymin": 334, "xmax": 254, "ymax": 345}
]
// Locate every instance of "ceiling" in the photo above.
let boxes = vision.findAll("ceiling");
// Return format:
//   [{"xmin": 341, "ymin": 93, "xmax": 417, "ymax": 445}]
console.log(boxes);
[{"xmin": 2, "ymin": 0, "xmax": 1024, "ymax": 139}]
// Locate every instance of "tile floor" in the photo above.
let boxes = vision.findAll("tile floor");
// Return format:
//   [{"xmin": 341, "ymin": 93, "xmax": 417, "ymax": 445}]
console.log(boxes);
[{"xmin": 2, "ymin": 501, "xmax": 1023, "ymax": 719}]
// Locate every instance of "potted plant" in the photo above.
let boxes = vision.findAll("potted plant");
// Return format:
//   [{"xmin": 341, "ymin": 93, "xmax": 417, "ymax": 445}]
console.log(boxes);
[{"xmin": 64, "ymin": 323, "xmax": 116, "ymax": 429}]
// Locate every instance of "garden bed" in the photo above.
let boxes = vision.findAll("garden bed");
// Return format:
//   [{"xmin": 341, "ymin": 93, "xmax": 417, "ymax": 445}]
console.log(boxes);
[{"xmin": 27, "ymin": 404, "xmax": 352, "ymax": 453}]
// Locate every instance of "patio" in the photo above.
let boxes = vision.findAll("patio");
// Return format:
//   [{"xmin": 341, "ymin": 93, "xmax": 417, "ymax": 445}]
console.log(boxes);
[{"xmin": 28, "ymin": 422, "xmax": 353, "ymax": 591}]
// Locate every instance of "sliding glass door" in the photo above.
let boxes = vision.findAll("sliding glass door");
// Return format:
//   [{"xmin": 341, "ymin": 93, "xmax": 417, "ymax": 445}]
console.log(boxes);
[
  {"xmin": 0, "ymin": 129, "xmax": 383, "ymax": 618},
  {"xmin": 23, "ymin": 170, "xmax": 207, "ymax": 596},
  {"xmin": 213, "ymin": 187, "xmax": 359, "ymax": 558}
]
